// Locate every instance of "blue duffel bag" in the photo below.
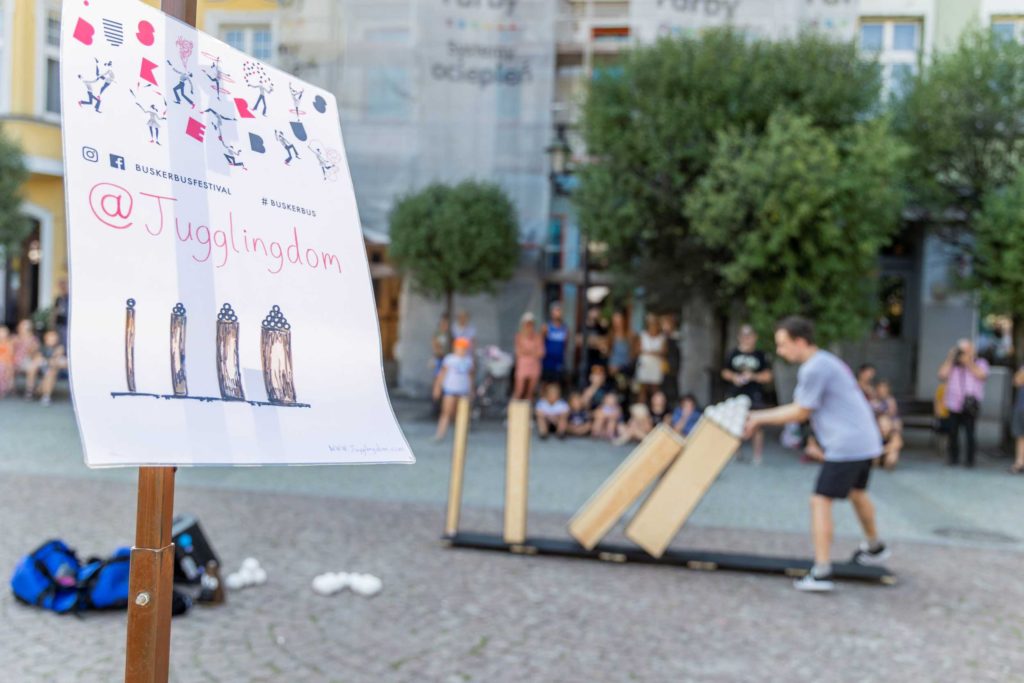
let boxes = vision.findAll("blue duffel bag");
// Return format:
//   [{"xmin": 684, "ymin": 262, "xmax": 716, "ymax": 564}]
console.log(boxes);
[{"xmin": 10, "ymin": 540, "xmax": 82, "ymax": 613}]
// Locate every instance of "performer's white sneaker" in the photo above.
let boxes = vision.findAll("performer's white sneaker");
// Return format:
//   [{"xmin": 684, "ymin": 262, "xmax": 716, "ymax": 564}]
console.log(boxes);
[
  {"xmin": 793, "ymin": 571, "xmax": 834, "ymax": 592},
  {"xmin": 852, "ymin": 541, "xmax": 891, "ymax": 565}
]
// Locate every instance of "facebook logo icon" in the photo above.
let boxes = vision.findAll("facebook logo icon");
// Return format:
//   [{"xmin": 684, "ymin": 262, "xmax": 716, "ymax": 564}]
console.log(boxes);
[{"xmin": 109, "ymin": 154, "xmax": 126, "ymax": 170}]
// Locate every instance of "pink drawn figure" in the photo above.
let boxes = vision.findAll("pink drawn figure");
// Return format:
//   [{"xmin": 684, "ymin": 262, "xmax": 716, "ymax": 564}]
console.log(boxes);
[
  {"xmin": 289, "ymin": 82, "xmax": 305, "ymax": 120},
  {"xmin": 203, "ymin": 56, "xmax": 230, "ymax": 100},
  {"xmin": 176, "ymin": 36, "xmax": 194, "ymax": 68}
]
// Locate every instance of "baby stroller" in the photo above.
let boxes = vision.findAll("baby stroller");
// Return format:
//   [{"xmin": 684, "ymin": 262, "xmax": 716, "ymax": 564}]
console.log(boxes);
[{"xmin": 474, "ymin": 345, "xmax": 514, "ymax": 420}]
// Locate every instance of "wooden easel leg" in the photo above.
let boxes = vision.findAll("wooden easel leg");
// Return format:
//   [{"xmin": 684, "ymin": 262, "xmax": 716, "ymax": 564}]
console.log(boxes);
[
  {"xmin": 125, "ymin": 467, "xmax": 176, "ymax": 683},
  {"xmin": 444, "ymin": 397, "xmax": 471, "ymax": 537}
]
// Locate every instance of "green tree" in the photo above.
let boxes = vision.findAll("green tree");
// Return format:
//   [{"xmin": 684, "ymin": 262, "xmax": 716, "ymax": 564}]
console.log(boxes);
[
  {"xmin": 894, "ymin": 29, "xmax": 1024, "ymax": 236},
  {"xmin": 576, "ymin": 29, "xmax": 881, "ymax": 312},
  {"xmin": 0, "ymin": 128, "xmax": 29, "ymax": 254},
  {"xmin": 389, "ymin": 181, "xmax": 519, "ymax": 335},
  {"xmin": 973, "ymin": 169, "xmax": 1024, "ymax": 362},
  {"xmin": 686, "ymin": 112, "xmax": 907, "ymax": 345}
]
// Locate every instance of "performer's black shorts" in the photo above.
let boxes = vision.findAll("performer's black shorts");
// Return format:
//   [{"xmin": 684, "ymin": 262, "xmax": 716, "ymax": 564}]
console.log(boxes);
[{"xmin": 814, "ymin": 459, "xmax": 874, "ymax": 499}]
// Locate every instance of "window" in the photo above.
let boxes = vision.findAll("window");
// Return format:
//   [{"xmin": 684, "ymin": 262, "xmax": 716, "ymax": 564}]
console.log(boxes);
[
  {"xmin": 859, "ymin": 19, "xmax": 921, "ymax": 99},
  {"xmin": 41, "ymin": 5, "xmax": 60, "ymax": 115},
  {"xmin": 364, "ymin": 67, "xmax": 411, "ymax": 121},
  {"xmin": 220, "ymin": 25, "xmax": 274, "ymax": 62},
  {"xmin": 992, "ymin": 17, "xmax": 1024, "ymax": 43}
]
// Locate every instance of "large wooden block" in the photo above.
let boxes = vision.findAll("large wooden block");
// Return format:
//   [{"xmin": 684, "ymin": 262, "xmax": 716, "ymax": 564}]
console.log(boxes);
[
  {"xmin": 503, "ymin": 400, "xmax": 532, "ymax": 544},
  {"xmin": 625, "ymin": 419, "xmax": 740, "ymax": 558},
  {"xmin": 568, "ymin": 425, "xmax": 685, "ymax": 550},
  {"xmin": 444, "ymin": 397, "xmax": 472, "ymax": 537}
]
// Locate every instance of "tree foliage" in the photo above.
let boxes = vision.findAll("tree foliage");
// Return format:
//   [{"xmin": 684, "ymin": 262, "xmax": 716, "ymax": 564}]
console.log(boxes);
[
  {"xmin": 686, "ymin": 112, "xmax": 907, "ymax": 344},
  {"xmin": 0, "ymin": 127, "xmax": 29, "ymax": 254},
  {"xmin": 973, "ymin": 168, "xmax": 1024, "ymax": 358},
  {"xmin": 894, "ymin": 29, "xmax": 1024, "ymax": 228},
  {"xmin": 389, "ymin": 180, "xmax": 519, "ymax": 320},
  {"xmin": 576, "ymin": 29, "xmax": 882, "ymax": 313}
]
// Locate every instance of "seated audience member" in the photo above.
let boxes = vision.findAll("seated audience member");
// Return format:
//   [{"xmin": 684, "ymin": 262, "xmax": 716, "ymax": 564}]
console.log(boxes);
[
  {"xmin": 857, "ymin": 363, "xmax": 877, "ymax": 402},
  {"xmin": 535, "ymin": 383, "xmax": 570, "ymax": 439},
  {"xmin": 567, "ymin": 391, "xmax": 592, "ymax": 437},
  {"xmin": 614, "ymin": 402, "xmax": 654, "ymax": 446},
  {"xmin": 26, "ymin": 330, "xmax": 67, "ymax": 405},
  {"xmin": 649, "ymin": 391, "xmax": 670, "ymax": 426},
  {"xmin": 877, "ymin": 413, "xmax": 903, "ymax": 470},
  {"xmin": 12, "ymin": 319, "xmax": 39, "ymax": 387},
  {"xmin": 581, "ymin": 364, "xmax": 611, "ymax": 411},
  {"xmin": 0, "ymin": 326, "xmax": 13, "ymax": 398},
  {"xmin": 872, "ymin": 379, "xmax": 903, "ymax": 432},
  {"xmin": 592, "ymin": 392, "xmax": 622, "ymax": 440},
  {"xmin": 671, "ymin": 394, "xmax": 702, "ymax": 437}
]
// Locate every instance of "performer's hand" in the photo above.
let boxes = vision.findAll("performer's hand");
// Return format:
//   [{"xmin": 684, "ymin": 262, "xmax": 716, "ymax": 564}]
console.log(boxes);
[{"xmin": 742, "ymin": 416, "xmax": 757, "ymax": 440}]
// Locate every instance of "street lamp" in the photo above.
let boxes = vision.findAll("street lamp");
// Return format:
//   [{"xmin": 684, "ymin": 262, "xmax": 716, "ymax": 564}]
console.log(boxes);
[{"xmin": 546, "ymin": 124, "xmax": 589, "ymax": 387}]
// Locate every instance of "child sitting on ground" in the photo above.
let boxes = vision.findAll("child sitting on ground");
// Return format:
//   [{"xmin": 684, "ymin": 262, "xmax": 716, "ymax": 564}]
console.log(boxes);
[
  {"xmin": 592, "ymin": 392, "xmax": 622, "ymax": 440},
  {"xmin": 567, "ymin": 391, "xmax": 592, "ymax": 437},
  {"xmin": 873, "ymin": 379, "xmax": 902, "ymax": 432},
  {"xmin": 0, "ymin": 326, "xmax": 13, "ymax": 398},
  {"xmin": 671, "ymin": 394, "xmax": 702, "ymax": 437},
  {"xmin": 614, "ymin": 403, "xmax": 654, "ymax": 446},
  {"xmin": 649, "ymin": 391, "xmax": 670, "ymax": 426},
  {"xmin": 26, "ymin": 330, "xmax": 67, "ymax": 405},
  {"xmin": 535, "ymin": 383, "xmax": 570, "ymax": 439}
]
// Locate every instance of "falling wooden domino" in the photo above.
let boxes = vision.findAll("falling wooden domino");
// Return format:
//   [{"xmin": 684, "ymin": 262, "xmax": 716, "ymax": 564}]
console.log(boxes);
[
  {"xmin": 568, "ymin": 425, "xmax": 686, "ymax": 550},
  {"xmin": 444, "ymin": 397, "xmax": 472, "ymax": 537},
  {"xmin": 625, "ymin": 395, "xmax": 751, "ymax": 558},
  {"xmin": 504, "ymin": 400, "xmax": 532, "ymax": 545}
]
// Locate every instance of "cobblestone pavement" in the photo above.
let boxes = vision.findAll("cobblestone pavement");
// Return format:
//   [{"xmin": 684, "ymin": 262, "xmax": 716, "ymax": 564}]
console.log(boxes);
[{"xmin": 1, "ymin": 398, "xmax": 1023, "ymax": 681}]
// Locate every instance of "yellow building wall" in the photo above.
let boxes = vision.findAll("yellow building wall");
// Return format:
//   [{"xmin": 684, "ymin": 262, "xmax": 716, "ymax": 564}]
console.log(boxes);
[{"xmin": 3, "ymin": 0, "xmax": 277, "ymax": 308}]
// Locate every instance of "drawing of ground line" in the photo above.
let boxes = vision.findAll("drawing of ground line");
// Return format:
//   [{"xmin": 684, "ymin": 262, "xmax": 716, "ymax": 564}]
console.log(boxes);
[
  {"xmin": 216, "ymin": 303, "xmax": 245, "ymax": 400},
  {"xmin": 170, "ymin": 303, "xmax": 188, "ymax": 396},
  {"xmin": 125, "ymin": 298, "xmax": 137, "ymax": 393},
  {"xmin": 260, "ymin": 305, "xmax": 296, "ymax": 405}
]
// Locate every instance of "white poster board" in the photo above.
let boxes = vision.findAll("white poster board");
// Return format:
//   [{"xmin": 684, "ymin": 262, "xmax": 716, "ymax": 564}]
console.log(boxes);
[{"xmin": 60, "ymin": 0, "xmax": 414, "ymax": 467}]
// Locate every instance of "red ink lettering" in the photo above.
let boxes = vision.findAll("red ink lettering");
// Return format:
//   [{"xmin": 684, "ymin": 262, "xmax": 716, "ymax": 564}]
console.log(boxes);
[{"xmin": 89, "ymin": 183, "xmax": 133, "ymax": 230}]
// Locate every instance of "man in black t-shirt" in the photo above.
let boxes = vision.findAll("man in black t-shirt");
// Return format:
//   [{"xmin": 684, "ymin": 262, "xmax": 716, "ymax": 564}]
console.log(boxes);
[{"xmin": 722, "ymin": 324, "xmax": 773, "ymax": 464}]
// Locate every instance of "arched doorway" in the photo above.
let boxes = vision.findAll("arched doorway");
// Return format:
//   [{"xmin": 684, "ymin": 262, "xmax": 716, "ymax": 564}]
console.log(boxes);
[{"xmin": 3, "ymin": 219, "xmax": 42, "ymax": 328}]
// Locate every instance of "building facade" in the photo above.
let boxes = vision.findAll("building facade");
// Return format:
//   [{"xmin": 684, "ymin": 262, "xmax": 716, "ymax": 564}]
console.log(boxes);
[{"xmin": 0, "ymin": 0, "xmax": 280, "ymax": 328}]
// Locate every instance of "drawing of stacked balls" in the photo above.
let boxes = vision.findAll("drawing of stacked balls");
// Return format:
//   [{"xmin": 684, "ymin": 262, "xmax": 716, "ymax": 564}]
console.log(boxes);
[
  {"xmin": 216, "ymin": 303, "xmax": 245, "ymax": 401},
  {"xmin": 260, "ymin": 305, "xmax": 296, "ymax": 404}
]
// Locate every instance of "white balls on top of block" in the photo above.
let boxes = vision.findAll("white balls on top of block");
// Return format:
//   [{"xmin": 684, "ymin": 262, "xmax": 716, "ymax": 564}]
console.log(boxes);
[{"xmin": 703, "ymin": 394, "xmax": 751, "ymax": 438}]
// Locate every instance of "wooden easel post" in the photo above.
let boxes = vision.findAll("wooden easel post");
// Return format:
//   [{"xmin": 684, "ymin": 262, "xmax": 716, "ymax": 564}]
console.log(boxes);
[
  {"xmin": 444, "ymin": 397, "xmax": 471, "ymax": 537},
  {"xmin": 123, "ymin": 8, "xmax": 195, "ymax": 683}
]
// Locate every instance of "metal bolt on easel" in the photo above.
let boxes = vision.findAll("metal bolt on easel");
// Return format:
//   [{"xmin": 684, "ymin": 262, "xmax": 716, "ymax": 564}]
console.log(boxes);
[
  {"xmin": 260, "ymin": 305, "xmax": 296, "ymax": 405},
  {"xmin": 170, "ymin": 303, "xmax": 188, "ymax": 397},
  {"xmin": 216, "ymin": 303, "xmax": 245, "ymax": 400}
]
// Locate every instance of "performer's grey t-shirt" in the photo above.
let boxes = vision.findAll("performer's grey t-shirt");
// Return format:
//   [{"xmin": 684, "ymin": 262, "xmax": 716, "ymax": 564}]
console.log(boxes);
[{"xmin": 795, "ymin": 350, "xmax": 882, "ymax": 462}]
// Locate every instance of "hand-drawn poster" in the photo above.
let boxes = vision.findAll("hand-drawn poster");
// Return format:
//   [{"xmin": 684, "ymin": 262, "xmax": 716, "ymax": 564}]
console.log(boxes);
[{"xmin": 60, "ymin": 0, "xmax": 414, "ymax": 467}]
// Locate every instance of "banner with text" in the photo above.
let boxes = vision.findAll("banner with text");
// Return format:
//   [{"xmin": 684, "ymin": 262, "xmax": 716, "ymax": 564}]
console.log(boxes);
[
  {"xmin": 60, "ymin": 0, "xmax": 413, "ymax": 467},
  {"xmin": 630, "ymin": 0, "xmax": 859, "ymax": 44}
]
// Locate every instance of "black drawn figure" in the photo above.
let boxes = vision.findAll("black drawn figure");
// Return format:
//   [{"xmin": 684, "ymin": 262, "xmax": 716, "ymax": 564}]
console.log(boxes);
[
  {"xmin": 78, "ymin": 59, "xmax": 115, "ymax": 112},
  {"xmin": 125, "ymin": 298, "xmax": 136, "ymax": 393},
  {"xmin": 202, "ymin": 106, "xmax": 236, "ymax": 133},
  {"xmin": 170, "ymin": 303, "xmax": 188, "ymax": 397},
  {"xmin": 275, "ymin": 130, "xmax": 300, "ymax": 165},
  {"xmin": 216, "ymin": 303, "xmax": 245, "ymax": 400},
  {"xmin": 308, "ymin": 141, "xmax": 340, "ymax": 181},
  {"xmin": 243, "ymin": 61, "xmax": 274, "ymax": 117},
  {"xmin": 260, "ymin": 306, "xmax": 296, "ymax": 405},
  {"xmin": 218, "ymin": 135, "xmax": 246, "ymax": 170},
  {"xmin": 131, "ymin": 87, "xmax": 168, "ymax": 144},
  {"xmin": 289, "ymin": 82, "xmax": 305, "ymax": 120},
  {"xmin": 167, "ymin": 60, "xmax": 195, "ymax": 108},
  {"xmin": 203, "ymin": 56, "xmax": 226, "ymax": 100}
]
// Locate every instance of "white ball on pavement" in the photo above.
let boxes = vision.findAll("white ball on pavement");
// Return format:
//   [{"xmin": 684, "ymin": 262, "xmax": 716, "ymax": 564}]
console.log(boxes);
[
  {"xmin": 252, "ymin": 568, "xmax": 267, "ymax": 585},
  {"xmin": 225, "ymin": 572, "xmax": 245, "ymax": 591},
  {"xmin": 311, "ymin": 574, "xmax": 335, "ymax": 596},
  {"xmin": 241, "ymin": 557, "xmax": 260, "ymax": 572},
  {"xmin": 349, "ymin": 573, "xmax": 383, "ymax": 597}
]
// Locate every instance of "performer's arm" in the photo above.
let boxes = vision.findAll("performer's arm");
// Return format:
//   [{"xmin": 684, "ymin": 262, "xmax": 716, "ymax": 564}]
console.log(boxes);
[{"xmin": 745, "ymin": 403, "xmax": 812, "ymax": 433}]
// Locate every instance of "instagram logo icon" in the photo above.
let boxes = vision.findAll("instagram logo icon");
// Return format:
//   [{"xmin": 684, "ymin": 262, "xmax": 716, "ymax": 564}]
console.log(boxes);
[{"xmin": 82, "ymin": 146, "xmax": 100, "ymax": 162}]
